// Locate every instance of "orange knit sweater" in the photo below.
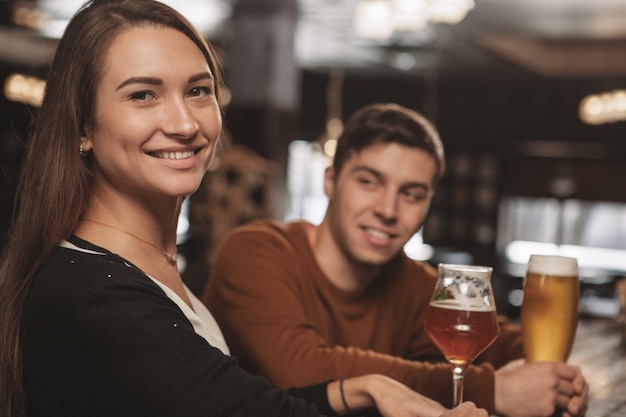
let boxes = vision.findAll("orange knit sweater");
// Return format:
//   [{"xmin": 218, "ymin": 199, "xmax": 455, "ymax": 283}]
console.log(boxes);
[{"xmin": 204, "ymin": 220, "xmax": 523, "ymax": 413}]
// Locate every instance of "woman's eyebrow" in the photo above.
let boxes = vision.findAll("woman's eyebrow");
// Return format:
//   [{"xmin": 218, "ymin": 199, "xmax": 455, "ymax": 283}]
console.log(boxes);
[
  {"xmin": 188, "ymin": 72, "xmax": 214, "ymax": 84},
  {"xmin": 116, "ymin": 76, "xmax": 161, "ymax": 91},
  {"xmin": 116, "ymin": 72, "xmax": 214, "ymax": 91}
]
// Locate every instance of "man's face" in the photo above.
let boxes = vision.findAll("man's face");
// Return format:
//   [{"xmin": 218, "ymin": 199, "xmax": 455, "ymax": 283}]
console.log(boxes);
[{"xmin": 324, "ymin": 142, "xmax": 437, "ymax": 268}]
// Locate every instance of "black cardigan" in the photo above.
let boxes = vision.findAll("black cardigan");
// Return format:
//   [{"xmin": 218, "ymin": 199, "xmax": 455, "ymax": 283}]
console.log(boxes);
[{"xmin": 21, "ymin": 235, "xmax": 331, "ymax": 417}]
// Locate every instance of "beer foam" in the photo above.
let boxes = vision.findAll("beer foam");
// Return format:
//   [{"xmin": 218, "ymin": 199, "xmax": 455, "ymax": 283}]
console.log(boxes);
[
  {"xmin": 430, "ymin": 299, "xmax": 496, "ymax": 312},
  {"xmin": 527, "ymin": 255, "xmax": 578, "ymax": 276}
]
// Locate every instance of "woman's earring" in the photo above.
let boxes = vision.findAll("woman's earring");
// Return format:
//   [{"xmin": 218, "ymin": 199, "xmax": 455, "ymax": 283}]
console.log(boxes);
[{"xmin": 79, "ymin": 141, "xmax": 86, "ymax": 157}]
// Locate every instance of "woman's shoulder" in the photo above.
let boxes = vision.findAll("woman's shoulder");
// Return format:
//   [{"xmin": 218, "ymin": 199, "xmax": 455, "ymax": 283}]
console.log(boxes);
[
  {"xmin": 28, "ymin": 235, "xmax": 175, "ymax": 327},
  {"xmin": 25, "ymin": 237, "xmax": 209, "ymax": 358},
  {"xmin": 37, "ymin": 236, "xmax": 147, "ymax": 290}
]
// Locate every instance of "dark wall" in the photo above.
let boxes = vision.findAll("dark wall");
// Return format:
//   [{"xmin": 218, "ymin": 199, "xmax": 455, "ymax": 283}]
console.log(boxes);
[{"xmin": 298, "ymin": 68, "xmax": 626, "ymax": 148}]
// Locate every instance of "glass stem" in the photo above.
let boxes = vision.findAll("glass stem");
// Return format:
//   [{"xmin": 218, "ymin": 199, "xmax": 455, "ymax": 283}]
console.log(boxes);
[{"xmin": 452, "ymin": 366, "xmax": 465, "ymax": 408}]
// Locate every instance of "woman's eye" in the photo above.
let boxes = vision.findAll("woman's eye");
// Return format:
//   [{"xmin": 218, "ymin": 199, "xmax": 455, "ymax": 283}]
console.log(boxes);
[
  {"xmin": 188, "ymin": 86, "xmax": 212, "ymax": 97},
  {"xmin": 129, "ymin": 91, "xmax": 155, "ymax": 101}
]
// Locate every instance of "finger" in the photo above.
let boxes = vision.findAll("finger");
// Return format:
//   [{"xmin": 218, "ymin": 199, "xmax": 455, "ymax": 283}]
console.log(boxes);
[
  {"xmin": 554, "ymin": 363, "xmax": 577, "ymax": 381},
  {"xmin": 557, "ymin": 378, "xmax": 575, "ymax": 398},
  {"xmin": 572, "ymin": 371, "xmax": 588, "ymax": 395},
  {"xmin": 450, "ymin": 402, "xmax": 488, "ymax": 417},
  {"xmin": 569, "ymin": 378, "xmax": 590, "ymax": 414},
  {"xmin": 561, "ymin": 400, "xmax": 588, "ymax": 417},
  {"xmin": 556, "ymin": 392, "xmax": 571, "ymax": 411},
  {"xmin": 567, "ymin": 393, "xmax": 589, "ymax": 417}
]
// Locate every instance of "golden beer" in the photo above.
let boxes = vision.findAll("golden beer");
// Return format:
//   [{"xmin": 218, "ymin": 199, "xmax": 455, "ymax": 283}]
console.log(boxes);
[{"xmin": 521, "ymin": 255, "xmax": 579, "ymax": 362}]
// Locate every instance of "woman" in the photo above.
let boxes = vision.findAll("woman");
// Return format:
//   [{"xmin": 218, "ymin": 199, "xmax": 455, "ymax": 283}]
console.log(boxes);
[{"xmin": 0, "ymin": 1, "xmax": 487, "ymax": 416}]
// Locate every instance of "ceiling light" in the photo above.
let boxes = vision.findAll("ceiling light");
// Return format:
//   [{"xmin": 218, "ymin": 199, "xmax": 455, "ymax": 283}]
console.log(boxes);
[
  {"xmin": 579, "ymin": 89, "xmax": 626, "ymax": 125},
  {"xmin": 353, "ymin": 0, "xmax": 475, "ymax": 41},
  {"xmin": 4, "ymin": 73, "xmax": 45, "ymax": 107},
  {"xmin": 393, "ymin": 0, "xmax": 429, "ymax": 32},
  {"xmin": 353, "ymin": 0, "xmax": 395, "ymax": 40},
  {"xmin": 428, "ymin": 0, "xmax": 475, "ymax": 25}
]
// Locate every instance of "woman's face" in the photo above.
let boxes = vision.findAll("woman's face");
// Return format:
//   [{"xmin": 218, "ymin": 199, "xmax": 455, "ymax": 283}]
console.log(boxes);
[{"xmin": 82, "ymin": 26, "xmax": 222, "ymax": 200}]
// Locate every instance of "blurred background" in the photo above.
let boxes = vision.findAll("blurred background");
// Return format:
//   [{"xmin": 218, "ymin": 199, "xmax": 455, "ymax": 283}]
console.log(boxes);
[{"xmin": 2, "ymin": 0, "xmax": 626, "ymax": 318}]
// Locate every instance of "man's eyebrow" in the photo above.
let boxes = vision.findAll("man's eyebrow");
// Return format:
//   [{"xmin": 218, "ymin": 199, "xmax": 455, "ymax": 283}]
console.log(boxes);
[
  {"xmin": 351, "ymin": 165, "xmax": 382, "ymax": 178},
  {"xmin": 351, "ymin": 165, "xmax": 432, "ymax": 191},
  {"xmin": 402, "ymin": 181, "xmax": 431, "ymax": 191}
]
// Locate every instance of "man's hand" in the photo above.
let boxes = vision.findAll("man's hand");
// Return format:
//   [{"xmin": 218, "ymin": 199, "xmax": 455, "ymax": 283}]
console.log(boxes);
[{"xmin": 494, "ymin": 359, "xmax": 589, "ymax": 417}]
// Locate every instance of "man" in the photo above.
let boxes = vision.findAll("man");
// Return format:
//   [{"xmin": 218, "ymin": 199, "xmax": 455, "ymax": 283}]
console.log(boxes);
[{"xmin": 204, "ymin": 103, "xmax": 588, "ymax": 417}]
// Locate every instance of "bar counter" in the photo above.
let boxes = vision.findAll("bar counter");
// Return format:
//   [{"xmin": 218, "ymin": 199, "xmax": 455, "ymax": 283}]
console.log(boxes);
[{"xmin": 568, "ymin": 318, "xmax": 626, "ymax": 417}]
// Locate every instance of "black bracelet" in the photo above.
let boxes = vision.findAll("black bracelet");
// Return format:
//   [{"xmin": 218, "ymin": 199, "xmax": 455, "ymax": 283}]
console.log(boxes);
[{"xmin": 339, "ymin": 377, "xmax": 354, "ymax": 416}]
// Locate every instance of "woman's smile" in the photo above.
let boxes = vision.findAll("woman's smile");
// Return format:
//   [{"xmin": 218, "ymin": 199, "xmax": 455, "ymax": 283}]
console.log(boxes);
[{"xmin": 150, "ymin": 150, "xmax": 196, "ymax": 160}]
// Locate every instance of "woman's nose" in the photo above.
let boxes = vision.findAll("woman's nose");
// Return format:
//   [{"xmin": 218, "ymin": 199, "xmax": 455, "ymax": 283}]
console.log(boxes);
[{"xmin": 162, "ymin": 98, "xmax": 199, "ymax": 138}]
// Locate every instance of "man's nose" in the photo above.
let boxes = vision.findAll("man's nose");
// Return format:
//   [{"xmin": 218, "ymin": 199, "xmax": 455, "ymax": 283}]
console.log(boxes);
[{"xmin": 374, "ymin": 189, "xmax": 398, "ymax": 222}]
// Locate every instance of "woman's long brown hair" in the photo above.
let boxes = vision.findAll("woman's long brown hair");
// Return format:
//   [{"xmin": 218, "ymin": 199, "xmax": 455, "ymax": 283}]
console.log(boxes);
[{"xmin": 0, "ymin": 1, "xmax": 224, "ymax": 415}]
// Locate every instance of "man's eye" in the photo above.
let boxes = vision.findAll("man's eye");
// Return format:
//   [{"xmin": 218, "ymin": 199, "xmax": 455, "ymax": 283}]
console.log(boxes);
[{"xmin": 403, "ymin": 190, "xmax": 427, "ymax": 202}]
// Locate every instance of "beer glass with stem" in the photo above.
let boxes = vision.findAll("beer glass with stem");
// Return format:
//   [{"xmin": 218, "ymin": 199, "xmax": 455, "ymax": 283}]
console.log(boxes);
[
  {"xmin": 521, "ymin": 254, "xmax": 579, "ymax": 362},
  {"xmin": 423, "ymin": 264, "xmax": 500, "ymax": 407}
]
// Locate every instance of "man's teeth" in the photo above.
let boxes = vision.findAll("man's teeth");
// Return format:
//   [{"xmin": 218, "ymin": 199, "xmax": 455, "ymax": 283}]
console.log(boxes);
[
  {"xmin": 154, "ymin": 150, "xmax": 194, "ymax": 160},
  {"xmin": 366, "ymin": 228, "xmax": 390, "ymax": 239}
]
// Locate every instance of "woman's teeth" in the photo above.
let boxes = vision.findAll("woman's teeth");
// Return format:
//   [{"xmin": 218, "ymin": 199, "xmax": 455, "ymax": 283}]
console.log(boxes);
[{"xmin": 153, "ymin": 150, "xmax": 194, "ymax": 160}]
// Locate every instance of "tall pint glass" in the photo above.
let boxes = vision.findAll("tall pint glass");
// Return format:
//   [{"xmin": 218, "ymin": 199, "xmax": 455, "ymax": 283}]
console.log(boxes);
[{"xmin": 521, "ymin": 255, "xmax": 579, "ymax": 362}]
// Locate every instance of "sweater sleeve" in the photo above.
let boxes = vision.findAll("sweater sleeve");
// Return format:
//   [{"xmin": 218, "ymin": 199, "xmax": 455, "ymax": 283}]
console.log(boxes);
[
  {"xmin": 476, "ymin": 316, "xmax": 524, "ymax": 367},
  {"xmin": 204, "ymin": 224, "xmax": 501, "ymax": 412}
]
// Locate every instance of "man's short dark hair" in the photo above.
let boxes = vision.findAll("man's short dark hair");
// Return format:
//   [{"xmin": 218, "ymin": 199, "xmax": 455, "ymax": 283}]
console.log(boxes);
[{"xmin": 332, "ymin": 103, "xmax": 446, "ymax": 185}]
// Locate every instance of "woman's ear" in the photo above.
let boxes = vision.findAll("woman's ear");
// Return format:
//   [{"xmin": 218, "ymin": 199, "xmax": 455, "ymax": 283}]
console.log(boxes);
[
  {"xmin": 323, "ymin": 166, "xmax": 336, "ymax": 200},
  {"xmin": 79, "ymin": 127, "xmax": 94, "ymax": 153}
]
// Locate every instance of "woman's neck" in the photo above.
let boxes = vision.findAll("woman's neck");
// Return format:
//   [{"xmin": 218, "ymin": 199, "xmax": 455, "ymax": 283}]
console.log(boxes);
[
  {"xmin": 75, "ymin": 193, "xmax": 193, "ymax": 309},
  {"xmin": 82, "ymin": 185, "xmax": 180, "ymax": 250},
  {"xmin": 75, "ymin": 186, "xmax": 181, "ymax": 270}
]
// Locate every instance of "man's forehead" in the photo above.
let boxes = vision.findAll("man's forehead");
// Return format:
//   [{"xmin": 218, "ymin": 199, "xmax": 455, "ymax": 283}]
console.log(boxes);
[{"xmin": 341, "ymin": 143, "xmax": 437, "ymax": 185}]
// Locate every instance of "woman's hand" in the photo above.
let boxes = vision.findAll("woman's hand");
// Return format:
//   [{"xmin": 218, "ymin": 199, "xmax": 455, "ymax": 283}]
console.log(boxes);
[
  {"xmin": 328, "ymin": 374, "xmax": 488, "ymax": 417},
  {"xmin": 440, "ymin": 402, "xmax": 488, "ymax": 417}
]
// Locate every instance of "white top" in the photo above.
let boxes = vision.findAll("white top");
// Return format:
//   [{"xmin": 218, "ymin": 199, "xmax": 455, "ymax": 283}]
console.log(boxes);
[{"xmin": 148, "ymin": 277, "xmax": 230, "ymax": 355}]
